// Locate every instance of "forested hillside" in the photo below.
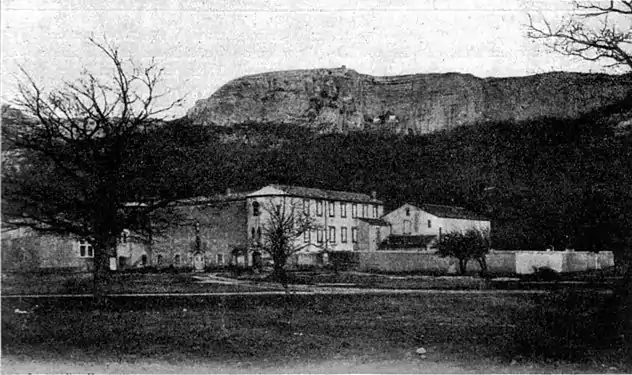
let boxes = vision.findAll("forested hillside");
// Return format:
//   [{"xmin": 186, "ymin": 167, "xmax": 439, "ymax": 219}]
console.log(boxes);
[{"xmin": 158, "ymin": 94, "xmax": 632, "ymax": 253}]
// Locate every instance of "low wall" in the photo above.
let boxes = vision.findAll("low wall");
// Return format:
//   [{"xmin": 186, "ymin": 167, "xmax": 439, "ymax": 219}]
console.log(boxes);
[{"xmin": 328, "ymin": 249, "xmax": 615, "ymax": 274}]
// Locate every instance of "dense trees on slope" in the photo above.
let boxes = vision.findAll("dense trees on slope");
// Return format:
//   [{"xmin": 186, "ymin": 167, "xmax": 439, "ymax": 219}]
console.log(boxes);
[{"xmin": 151, "ymin": 93, "xmax": 632, "ymax": 259}]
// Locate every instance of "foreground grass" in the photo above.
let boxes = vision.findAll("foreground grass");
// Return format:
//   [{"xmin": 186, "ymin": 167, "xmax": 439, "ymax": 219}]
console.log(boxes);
[
  {"xmin": 2, "ymin": 292, "xmax": 630, "ymax": 373},
  {"xmin": 1, "ymin": 272, "xmax": 277, "ymax": 295}
]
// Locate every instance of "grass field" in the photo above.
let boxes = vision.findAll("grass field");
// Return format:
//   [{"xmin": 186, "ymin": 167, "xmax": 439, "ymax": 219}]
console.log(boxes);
[
  {"xmin": 2, "ymin": 291, "xmax": 630, "ymax": 373},
  {"xmin": 1, "ymin": 271, "xmax": 280, "ymax": 295}
]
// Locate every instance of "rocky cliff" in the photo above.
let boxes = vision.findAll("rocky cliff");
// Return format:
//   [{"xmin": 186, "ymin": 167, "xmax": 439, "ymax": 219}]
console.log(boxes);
[{"xmin": 187, "ymin": 67, "xmax": 632, "ymax": 134}]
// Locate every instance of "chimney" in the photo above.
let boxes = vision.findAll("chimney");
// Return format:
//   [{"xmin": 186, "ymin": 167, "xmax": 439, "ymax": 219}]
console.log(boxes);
[{"xmin": 371, "ymin": 191, "xmax": 377, "ymax": 200}]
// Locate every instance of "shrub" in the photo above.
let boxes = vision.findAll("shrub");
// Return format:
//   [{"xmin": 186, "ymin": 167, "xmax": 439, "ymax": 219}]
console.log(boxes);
[{"xmin": 436, "ymin": 229, "xmax": 490, "ymax": 275}]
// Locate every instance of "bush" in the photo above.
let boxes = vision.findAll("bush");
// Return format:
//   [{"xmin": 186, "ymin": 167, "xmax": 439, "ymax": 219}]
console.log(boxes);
[{"xmin": 531, "ymin": 266, "xmax": 561, "ymax": 281}]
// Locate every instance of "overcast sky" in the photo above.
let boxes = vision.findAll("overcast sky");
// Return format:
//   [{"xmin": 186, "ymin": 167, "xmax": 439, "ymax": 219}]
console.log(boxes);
[{"xmin": 0, "ymin": 0, "xmax": 619, "ymax": 117}]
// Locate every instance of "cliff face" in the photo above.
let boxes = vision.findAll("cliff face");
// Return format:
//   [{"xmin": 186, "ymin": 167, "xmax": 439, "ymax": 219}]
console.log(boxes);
[{"xmin": 187, "ymin": 67, "xmax": 632, "ymax": 134}]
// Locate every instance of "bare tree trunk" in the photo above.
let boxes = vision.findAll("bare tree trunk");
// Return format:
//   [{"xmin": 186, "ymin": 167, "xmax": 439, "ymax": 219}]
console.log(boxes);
[
  {"xmin": 92, "ymin": 238, "xmax": 115, "ymax": 305},
  {"xmin": 273, "ymin": 263, "xmax": 288, "ymax": 289},
  {"xmin": 477, "ymin": 256, "xmax": 488, "ymax": 277},
  {"xmin": 459, "ymin": 259, "xmax": 468, "ymax": 275}
]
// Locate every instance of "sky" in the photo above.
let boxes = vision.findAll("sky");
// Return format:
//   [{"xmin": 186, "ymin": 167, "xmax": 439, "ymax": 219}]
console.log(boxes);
[{"xmin": 0, "ymin": 0, "xmax": 621, "ymax": 118}]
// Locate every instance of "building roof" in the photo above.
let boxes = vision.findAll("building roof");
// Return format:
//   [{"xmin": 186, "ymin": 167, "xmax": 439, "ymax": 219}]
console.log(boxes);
[
  {"xmin": 358, "ymin": 218, "xmax": 390, "ymax": 226},
  {"xmin": 380, "ymin": 235, "xmax": 437, "ymax": 249},
  {"xmin": 416, "ymin": 203, "xmax": 489, "ymax": 221},
  {"xmin": 174, "ymin": 191, "xmax": 251, "ymax": 206},
  {"xmin": 254, "ymin": 184, "xmax": 382, "ymax": 204}
]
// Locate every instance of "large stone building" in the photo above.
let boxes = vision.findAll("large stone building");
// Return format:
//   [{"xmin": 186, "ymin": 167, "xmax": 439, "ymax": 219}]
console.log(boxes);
[
  {"xmin": 246, "ymin": 185, "xmax": 384, "ymax": 264},
  {"xmin": 151, "ymin": 184, "xmax": 384, "ymax": 269}
]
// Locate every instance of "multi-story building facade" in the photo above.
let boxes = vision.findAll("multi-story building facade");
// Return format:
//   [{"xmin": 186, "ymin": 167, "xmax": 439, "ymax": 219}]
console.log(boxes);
[{"xmin": 246, "ymin": 185, "xmax": 384, "ymax": 256}]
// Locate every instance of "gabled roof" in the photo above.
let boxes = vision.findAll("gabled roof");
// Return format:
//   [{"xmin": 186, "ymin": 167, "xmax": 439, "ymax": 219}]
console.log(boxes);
[
  {"xmin": 249, "ymin": 184, "xmax": 382, "ymax": 204},
  {"xmin": 417, "ymin": 203, "xmax": 489, "ymax": 221},
  {"xmin": 358, "ymin": 218, "xmax": 390, "ymax": 226}
]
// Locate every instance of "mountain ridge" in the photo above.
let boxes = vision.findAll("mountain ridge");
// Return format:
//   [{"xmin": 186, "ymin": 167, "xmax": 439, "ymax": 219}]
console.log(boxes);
[{"xmin": 187, "ymin": 67, "xmax": 632, "ymax": 134}]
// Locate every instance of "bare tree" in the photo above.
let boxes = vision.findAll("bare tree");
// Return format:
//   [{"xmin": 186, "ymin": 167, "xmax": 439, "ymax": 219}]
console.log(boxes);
[
  {"xmin": 527, "ymin": 1, "xmax": 632, "ymax": 71},
  {"xmin": 257, "ymin": 198, "xmax": 321, "ymax": 288},
  {"xmin": 1, "ymin": 37, "xmax": 195, "ymax": 302}
]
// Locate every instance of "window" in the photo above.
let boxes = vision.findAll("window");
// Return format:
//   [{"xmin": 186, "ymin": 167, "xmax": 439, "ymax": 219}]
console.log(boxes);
[
  {"xmin": 303, "ymin": 199, "xmax": 310, "ymax": 214},
  {"xmin": 341, "ymin": 227, "xmax": 348, "ymax": 243},
  {"xmin": 317, "ymin": 229, "xmax": 324, "ymax": 243},
  {"xmin": 304, "ymin": 230, "xmax": 310, "ymax": 243},
  {"xmin": 340, "ymin": 203, "xmax": 347, "ymax": 218},
  {"xmin": 121, "ymin": 231, "xmax": 128, "ymax": 244},
  {"xmin": 328, "ymin": 226, "xmax": 336, "ymax": 243},
  {"xmin": 174, "ymin": 254, "xmax": 181, "ymax": 266},
  {"xmin": 141, "ymin": 254, "xmax": 148, "ymax": 266},
  {"xmin": 251, "ymin": 227, "xmax": 255, "ymax": 238},
  {"xmin": 404, "ymin": 220, "xmax": 412, "ymax": 235},
  {"xmin": 373, "ymin": 204, "xmax": 378, "ymax": 218},
  {"xmin": 352, "ymin": 203, "xmax": 358, "ymax": 218},
  {"xmin": 376, "ymin": 229, "xmax": 381, "ymax": 243},
  {"xmin": 352, "ymin": 227, "xmax": 358, "ymax": 243},
  {"xmin": 362, "ymin": 204, "xmax": 368, "ymax": 217},
  {"xmin": 257, "ymin": 227, "xmax": 262, "ymax": 240},
  {"xmin": 157, "ymin": 254, "xmax": 163, "ymax": 264},
  {"xmin": 329, "ymin": 201, "xmax": 335, "ymax": 217},
  {"xmin": 252, "ymin": 201, "xmax": 260, "ymax": 216},
  {"xmin": 406, "ymin": 208, "xmax": 411, "ymax": 216},
  {"xmin": 428, "ymin": 220, "xmax": 432, "ymax": 228},
  {"xmin": 216, "ymin": 254, "xmax": 224, "ymax": 265},
  {"xmin": 316, "ymin": 200, "xmax": 323, "ymax": 216},
  {"xmin": 79, "ymin": 240, "xmax": 93, "ymax": 258}
]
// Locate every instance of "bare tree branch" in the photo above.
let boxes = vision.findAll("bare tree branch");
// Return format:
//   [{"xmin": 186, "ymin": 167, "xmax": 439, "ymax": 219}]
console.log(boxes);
[{"xmin": 527, "ymin": 1, "xmax": 632, "ymax": 70}]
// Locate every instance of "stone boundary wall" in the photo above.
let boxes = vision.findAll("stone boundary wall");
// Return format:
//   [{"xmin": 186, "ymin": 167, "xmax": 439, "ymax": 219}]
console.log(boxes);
[{"xmin": 334, "ymin": 250, "xmax": 614, "ymax": 274}]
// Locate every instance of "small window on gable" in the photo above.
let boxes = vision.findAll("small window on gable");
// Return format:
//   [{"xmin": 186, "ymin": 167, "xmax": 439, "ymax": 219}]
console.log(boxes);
[
  {"xmin": 406, "ymin": 208, "xmax": 410, "ymax": 216},
  {"xmin": 174, "ymin": 254, "xmax": 181, "ymax": 266},
  {"xmin": 428, "ymin": 220, "xmax": 432, "ymax": 228},
  {"xmin": 252, "ymin": 201, "xmax": 260, "ymax": 217}
]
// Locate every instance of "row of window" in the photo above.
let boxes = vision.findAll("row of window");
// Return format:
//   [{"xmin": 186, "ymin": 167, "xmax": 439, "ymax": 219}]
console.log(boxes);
[
  {"xmin": 304, "ymin": 226, "xmax": 358, "ymax": 244},
  {"xmin": 252, "ymin": 200, "xmax": 380, "ymax": 219},
  {"xmin": 305, "ymin": 200, "xmax": 379, "ymax": 219}
]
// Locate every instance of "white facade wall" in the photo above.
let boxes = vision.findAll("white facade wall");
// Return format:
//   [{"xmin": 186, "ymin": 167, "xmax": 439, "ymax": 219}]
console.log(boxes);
[
  {"xmin": 246, "ymin": 186, "xmax": 384, "ymax": 253},
  {"xmin": 382, "ymin": 203, "xmax": 490, "ymax": 238}
]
